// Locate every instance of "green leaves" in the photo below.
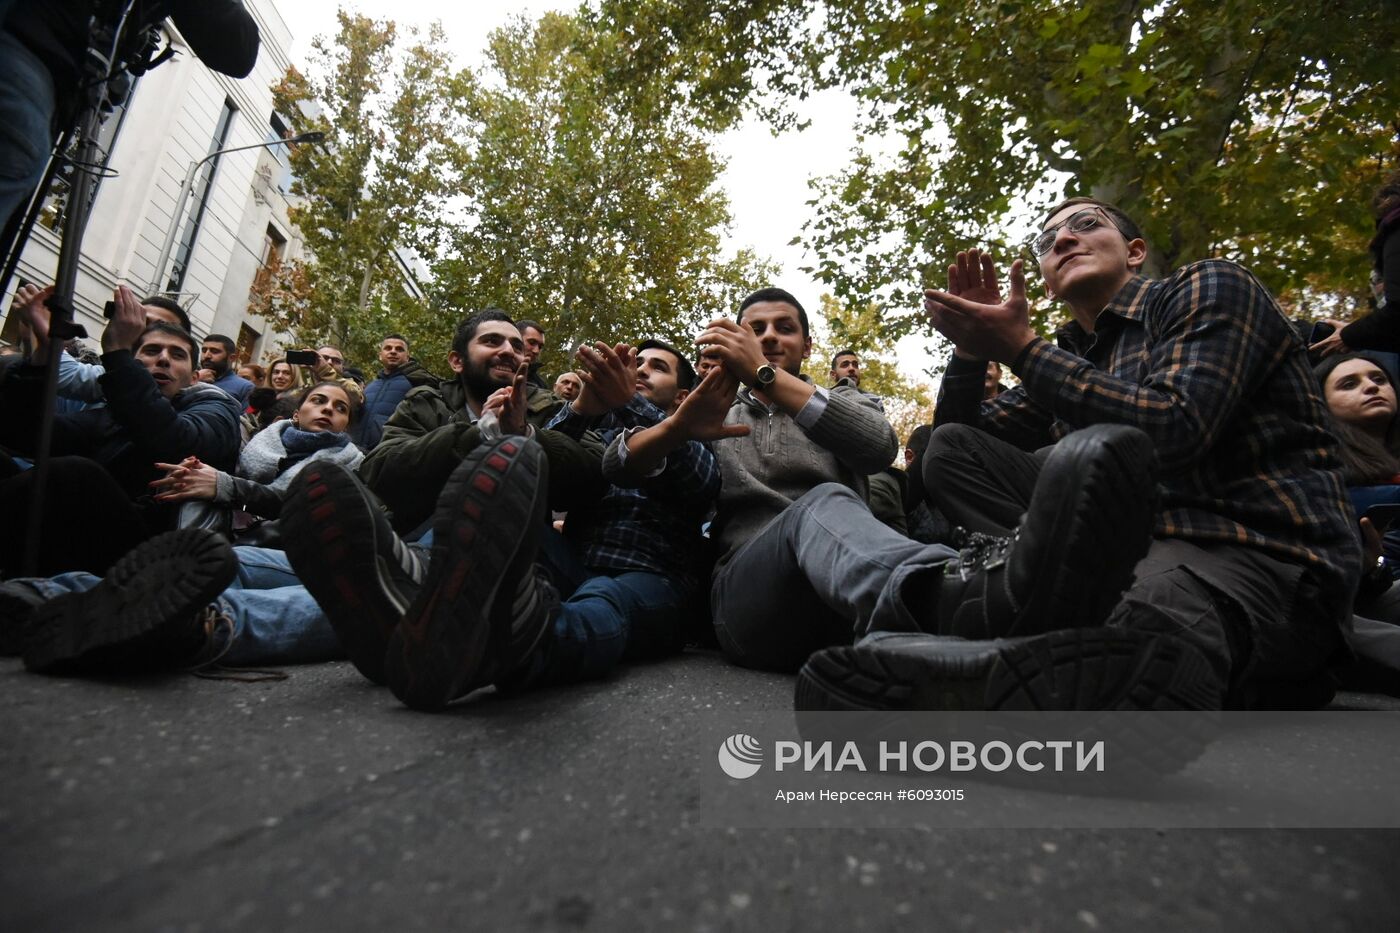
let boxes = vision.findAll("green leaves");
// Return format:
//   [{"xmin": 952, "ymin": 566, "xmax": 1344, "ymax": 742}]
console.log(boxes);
[
  {"xmin": 594, "ymin": 0, "xmax": 1398, "ymax": 334},
  {"xmin": 429, "ymin": 12, "xmax": 776, "ymax": 379},
  {"xmin": 252, "ymin": 9, "xmax": 774, "ymax": 378},
  {"xmin": 254, "ymin": 12, "xmax": 467, "ymax": 368}
]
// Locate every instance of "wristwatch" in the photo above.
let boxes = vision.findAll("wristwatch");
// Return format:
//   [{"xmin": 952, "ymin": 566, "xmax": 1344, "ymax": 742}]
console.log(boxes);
[{"xmin": 754, "ymin": 363, "xmax": 777, "ymax": 389}]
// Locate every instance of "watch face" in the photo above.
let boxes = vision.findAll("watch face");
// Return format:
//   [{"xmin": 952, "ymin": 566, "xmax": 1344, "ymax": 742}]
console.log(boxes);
[{"xmin": 757, "ymin": 364, "xmax": 777, "ymax": 385}]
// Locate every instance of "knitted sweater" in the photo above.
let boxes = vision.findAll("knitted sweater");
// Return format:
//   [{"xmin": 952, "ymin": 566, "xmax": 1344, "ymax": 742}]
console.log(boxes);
[{"xmin": 708, "ymin": 377, "xmax": 898, "ymax": 564}]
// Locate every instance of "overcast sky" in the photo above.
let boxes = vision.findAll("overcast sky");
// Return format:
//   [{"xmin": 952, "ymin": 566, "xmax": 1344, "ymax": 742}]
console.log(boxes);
[{"xmin": 276, "ymin": 2, "xmax": 937, "ymax": 380}]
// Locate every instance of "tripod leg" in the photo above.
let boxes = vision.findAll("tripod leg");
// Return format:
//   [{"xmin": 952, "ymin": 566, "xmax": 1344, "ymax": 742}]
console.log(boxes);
[{"xmin": 20, "ymin": 108, "xmax": 104, "ymax": 577}]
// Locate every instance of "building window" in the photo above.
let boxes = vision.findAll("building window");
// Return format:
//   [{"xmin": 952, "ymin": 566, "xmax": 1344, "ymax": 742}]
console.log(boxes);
[
  {"xmin": 236, "ymin": 321, "xmax": 261, "ymax": 365},
  {"xmin": 167, "ymin": 98, "xmax": 238, "ymax": 293},
  {"xmin": 250, "ymin": 223, "xmax": 287, "ymax": 295},
  {"xmin": 266, "ymin": 113, "xmax": 294, "ymax": 193}
]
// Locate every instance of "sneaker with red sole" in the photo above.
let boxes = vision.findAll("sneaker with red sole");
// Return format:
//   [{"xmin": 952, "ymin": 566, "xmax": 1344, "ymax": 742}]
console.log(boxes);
[
  {"xmin": 385, "ymin": 436, "xmax": 559, "ymax": 711},
  {"xmin": 282, "ymin": 462, "xmax": 426, "ymax": 685}
]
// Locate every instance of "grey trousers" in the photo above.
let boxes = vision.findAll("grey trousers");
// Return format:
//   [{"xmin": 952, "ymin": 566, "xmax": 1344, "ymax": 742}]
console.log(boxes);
[
  {"xmin": 711, "ymin": 484, "xmax": 957, "ymax": 672},
  {"xmin": 924, "ymin": 424, "xmax": 1346, "ymax": 707}
]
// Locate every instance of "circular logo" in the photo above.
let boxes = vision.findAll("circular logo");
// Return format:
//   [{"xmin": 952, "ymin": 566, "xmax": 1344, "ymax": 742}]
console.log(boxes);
[{"xmin": 718, "ymin": 733, "xmax": 764, "ymax": 780}]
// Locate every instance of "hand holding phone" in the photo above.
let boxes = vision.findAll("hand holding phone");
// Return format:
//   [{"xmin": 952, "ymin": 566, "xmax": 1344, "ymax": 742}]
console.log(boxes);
[{"xmin": 1363, "ymin": 503, "xmax": 1400, "ymax": 533}]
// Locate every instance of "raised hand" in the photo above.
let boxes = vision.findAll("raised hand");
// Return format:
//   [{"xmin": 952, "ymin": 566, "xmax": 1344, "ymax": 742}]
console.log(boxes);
[
  {"xmin": 696, "ymin": 318, "xmax": 766, "ymax": 386},
  {"xmin": 11, "ymin": 284, "xmax": 54, "ymax": 358},
  {"xmin": 101, "ymin": 285, "xmax": 147, "ymax": 353},
  {"xmin": 482, "ymin": 362, "xmax": 530, "ymax": 435},
  {"xmin": 573, "ymin": 341, "xmax": 637, "ymax": 416},
  {"xmin": 1309, "ymin": 319, "xmax": 1351, "ymax": 359},
  {"xmin": 923, "ymin": 248, "xmax": 1037, "ymax": 363},
  {"xmin": 668, "ymin": 366, "xmax": 750, "ymax": 443}
]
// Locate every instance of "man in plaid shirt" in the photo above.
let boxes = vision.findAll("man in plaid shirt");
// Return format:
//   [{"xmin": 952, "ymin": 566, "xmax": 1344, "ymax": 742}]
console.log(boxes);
[
  {"xmin": 839, "ymin": 196, "xmax": 1355, "ymax": 711},
  {"xmin": 527, "ymin": 338, "xmax": 719, "ymax": 681},
  {"xmin": 613, "ymin": 287, "xmax": 1195, "ymax": 715}
]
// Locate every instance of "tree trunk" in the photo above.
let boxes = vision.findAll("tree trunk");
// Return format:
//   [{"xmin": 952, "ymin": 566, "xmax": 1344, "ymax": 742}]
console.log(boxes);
[{"xmin": 358, "ymin": 248, "xmax": 381, "ymax": 311}]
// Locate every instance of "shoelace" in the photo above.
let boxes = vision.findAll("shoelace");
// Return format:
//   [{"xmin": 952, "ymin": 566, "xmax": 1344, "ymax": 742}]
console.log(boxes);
[
  {"xmin": 947, "ymin": 530, "xmax": 1015, "ymax": 582},
  {"xmin": 184, "ymin": 607, "xmax": 289, "ymax": 683}
]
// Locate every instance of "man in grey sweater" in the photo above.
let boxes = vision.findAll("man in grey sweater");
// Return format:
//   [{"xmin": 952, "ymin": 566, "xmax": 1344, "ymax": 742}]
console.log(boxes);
[{"xmin": 612, "ymin": 287, "xmax": 1205, "ymax": 713}]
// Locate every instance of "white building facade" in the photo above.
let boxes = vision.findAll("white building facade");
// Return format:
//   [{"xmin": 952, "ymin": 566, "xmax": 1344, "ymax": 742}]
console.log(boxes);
[{"xmin": 1, "ymin": 0, "xmax": 303, "ymax": 365}]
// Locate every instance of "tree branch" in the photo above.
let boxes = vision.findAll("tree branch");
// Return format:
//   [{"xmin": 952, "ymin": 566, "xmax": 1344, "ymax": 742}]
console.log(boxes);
[{"xmin": 1213, "ymin": 22, "xmax": 1271, "ymax": 164}]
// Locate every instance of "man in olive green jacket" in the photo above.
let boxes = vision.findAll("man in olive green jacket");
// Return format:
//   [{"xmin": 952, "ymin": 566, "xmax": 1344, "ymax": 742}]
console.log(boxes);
[{"xmin": 360, "ymin": 310, "xmax": 604, "ymax": 534}]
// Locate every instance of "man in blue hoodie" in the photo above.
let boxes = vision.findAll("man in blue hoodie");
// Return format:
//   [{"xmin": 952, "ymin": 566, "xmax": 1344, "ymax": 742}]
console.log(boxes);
[
  {"xmin": 198, "ymin": 334, "xmax": 253, "ymax": 407},
  {"xmin": 353, "ymin": 334, "xmax": 437, "ymax": 450}
]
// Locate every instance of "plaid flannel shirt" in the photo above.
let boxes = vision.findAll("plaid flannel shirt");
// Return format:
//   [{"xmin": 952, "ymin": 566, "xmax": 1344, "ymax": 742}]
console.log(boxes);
[
  {"xmin": 546, "ymin": 394, "xmax": 718, "ymax": 591},
  {"xmin": 936, "ymin": 259, "xmax": 1358, "ymax": 602}
]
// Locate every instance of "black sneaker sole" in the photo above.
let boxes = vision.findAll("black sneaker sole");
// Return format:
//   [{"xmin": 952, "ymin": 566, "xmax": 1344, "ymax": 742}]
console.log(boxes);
[
  {"xmin": 386, "ymin": 437, "xmax": 548, "ymax": 711},
  {"xmin": 795, "ymin": 628, "xmax": 1221, "ymax": 713},
  {"xmin": 283, "ymin": 462, "xmax": 411, "ymax": 685},
  {"xmin": 795, "ymin": 629, "xmax": 1223, "ymax": 784},
  {"xmin": 23, "ymin": 529, "xmax": 237, "ymax": 674},
  {"xmin": 1006, "ymin": 424, "xmax": 1157, "ymax": 637}
]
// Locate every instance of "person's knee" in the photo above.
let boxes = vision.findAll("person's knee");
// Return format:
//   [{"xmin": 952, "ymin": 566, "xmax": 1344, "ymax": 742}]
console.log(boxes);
[
  {"xmin": 923, "ymin": 424, "xmax": 985, "ymax": 498},
  {"xmin": 1106, "ymin": 563, "xmax": 1238, "ymax": 685},
  {"xmin": 795, "ymin": 482, "xmax": 860, "ymax": 508},
  {"xmin": 924, "ymin": 423, "xmax": 982, "ymax": 465}
]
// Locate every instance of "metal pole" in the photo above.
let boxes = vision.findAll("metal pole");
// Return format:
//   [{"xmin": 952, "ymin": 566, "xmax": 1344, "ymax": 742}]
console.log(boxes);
[
  {"xmin": 21, "ymin": 107, "xmax": 104, "ymax": 576},
  {"xmin": 147, "ymin": 157, "xmax": 201, "ymax": 294}
]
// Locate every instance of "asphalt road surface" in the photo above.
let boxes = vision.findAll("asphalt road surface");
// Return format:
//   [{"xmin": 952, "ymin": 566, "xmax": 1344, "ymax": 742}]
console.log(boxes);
[{"xmin": 2, "ymin": 653, "xmax": 1398, "ymax": 931}]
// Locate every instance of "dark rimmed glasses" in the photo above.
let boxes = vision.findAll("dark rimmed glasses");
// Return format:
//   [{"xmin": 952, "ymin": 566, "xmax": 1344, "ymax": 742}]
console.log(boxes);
[{"xmin": 1027, "ymin": 207, "xmax": 1121, "ymax": 258}]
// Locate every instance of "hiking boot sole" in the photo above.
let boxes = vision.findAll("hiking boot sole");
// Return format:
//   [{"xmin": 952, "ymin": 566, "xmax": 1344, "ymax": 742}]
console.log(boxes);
[
  {"xmin": 795, "ymin": 628, "xmax": 1221, "ymax": 713},
  {"xmin": 283, "ymin": 462, "xmax": 414, "ymax": 685},
  {"xmin": 795, "ymin": 628, "xmax": 1223, "ymax": 783},
  {"xmin": 386, "ymin": 437, "xmax": 549, "ymax": 711},
  {"xmin": 23, "ymin": 529, "xmax": 237, "ymax": 675}
]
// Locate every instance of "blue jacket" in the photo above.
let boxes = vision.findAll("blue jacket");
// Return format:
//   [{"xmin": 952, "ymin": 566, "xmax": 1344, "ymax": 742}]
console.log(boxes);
[
  {"xmin": 213, "ymin": 369, "xmax": 255, "ymax": 408},
  {"xmin": 353, "ymin": 360, "xmax": 438, "ymax": 450}
]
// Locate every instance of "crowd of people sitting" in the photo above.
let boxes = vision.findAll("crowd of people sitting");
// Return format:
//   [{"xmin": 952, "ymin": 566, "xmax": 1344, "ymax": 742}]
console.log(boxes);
[{"xmin": 1, "ymin": 184, "xmax": 1398, "ymax": 714}]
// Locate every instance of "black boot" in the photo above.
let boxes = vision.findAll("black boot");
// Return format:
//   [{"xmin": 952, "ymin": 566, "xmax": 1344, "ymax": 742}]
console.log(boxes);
[
  {"xmin": 282, "ymin": 462, "xmax": 427, "ymax": 685},
  {"xmin": 928, "ymin": 424, "xmax": 1158, "ymax": 639},
  {"xmin": 23, "ymin": 529, "xmax": 238, "ymax": 675}
]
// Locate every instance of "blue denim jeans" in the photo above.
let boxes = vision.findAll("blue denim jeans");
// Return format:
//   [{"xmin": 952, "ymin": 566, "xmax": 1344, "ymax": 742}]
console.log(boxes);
[
  {"xmin": 501, "ymin": 529, "xmax": 691, "ymax": 690},
  {"xmin": 0, "ymin": 31, "xmax": 57, "ymax": 229},
  {"xmin": 20, "ymin": 546, "xmax": 342, "ymax": 666}
]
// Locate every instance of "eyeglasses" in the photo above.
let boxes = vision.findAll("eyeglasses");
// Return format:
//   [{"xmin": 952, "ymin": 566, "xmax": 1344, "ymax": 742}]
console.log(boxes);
[{"xmin": 1027, "ymin": 207, "xmax": 1119, "ymax": 258}]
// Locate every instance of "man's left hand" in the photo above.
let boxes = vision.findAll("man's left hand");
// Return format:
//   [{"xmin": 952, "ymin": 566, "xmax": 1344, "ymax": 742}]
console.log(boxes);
[
  {"xmin": 573, "ymin": 342, "xmax": 636, "ymax": 415},
  {"xmin": 668, "ymin": 366, "xmax": 751, "ymax": 443},
  {"xmin": 100, "ymin": 285, "xmax": 146, "ymax": 353},
  {"xmin": 923, "ymin": 249, "xmax": 1039, "ymax": 363}
]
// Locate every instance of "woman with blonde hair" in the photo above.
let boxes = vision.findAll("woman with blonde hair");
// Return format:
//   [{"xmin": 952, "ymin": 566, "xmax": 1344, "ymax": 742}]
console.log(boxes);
[{"xmin": 265, "ymin": 358, "xmax": 304, "ymax": 395}]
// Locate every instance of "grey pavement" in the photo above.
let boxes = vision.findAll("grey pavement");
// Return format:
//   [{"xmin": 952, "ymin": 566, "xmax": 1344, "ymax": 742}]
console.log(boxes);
[{"xmin": 2, "ymin": 653, "xmax": 1398, "ymax": 932}]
